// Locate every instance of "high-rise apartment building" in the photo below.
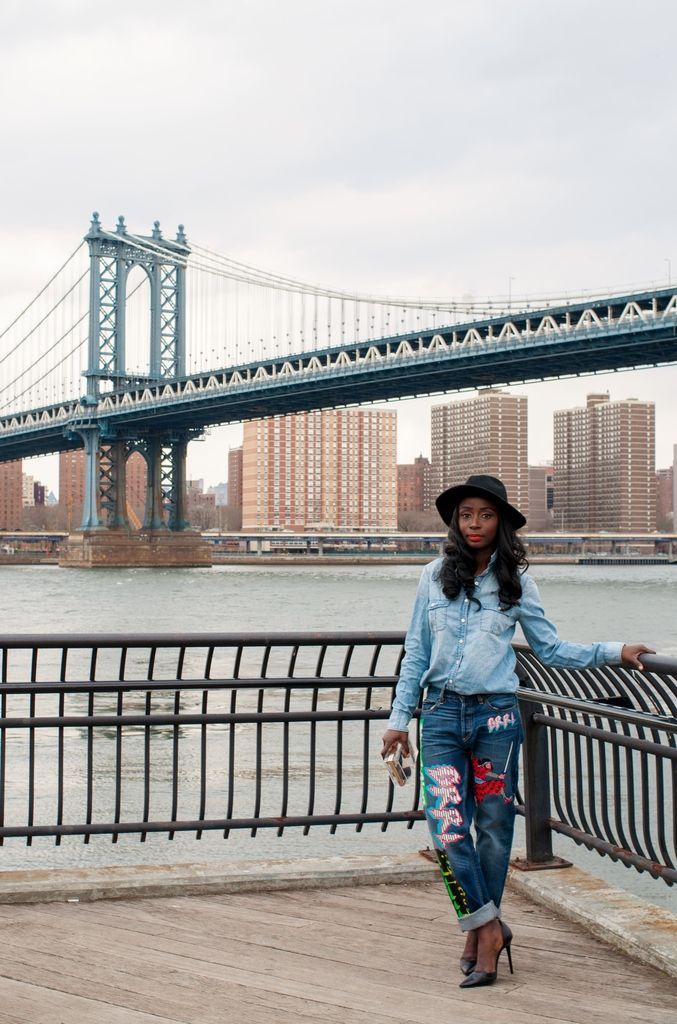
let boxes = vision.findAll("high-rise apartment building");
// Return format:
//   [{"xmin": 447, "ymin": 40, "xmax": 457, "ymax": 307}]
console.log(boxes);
[
  {"xmin": 656, "ymin": 466, "xmax": 674, "ymax": 529},
  {"xmin": 227, "ymin": 446, "xmax": 243, "ymax": 513},
  {"xmin": 22, "ymin": 474, "xmax": 35, "ymax": 507},
  {"xmin": 59, "ymin": 450, "xmax": 86, "ymax": 530},
  {"xmin": 673, "ymin": 444, "xmax": 677, "ymax": 531},
  {"xmin": 431, "ymin": 389, "xmax": 529, "ymax": 522},
  {"xmin": 242, "ymin": 409, "xmax": 397, "ymax": 530},
  {"xmin": 397, "ymin": 455, "xmax": 433, "ymax": 516},
  {"xmin": 0, "ymin": 460, "xmax": 23, "ymax": 529},
  {"xmin": 553, "ymin": 393, "xmax": 655, "ymax": 531},
  {"xmin": 528, "ymin": 465, "xmax": 554, "ymax": 530}
]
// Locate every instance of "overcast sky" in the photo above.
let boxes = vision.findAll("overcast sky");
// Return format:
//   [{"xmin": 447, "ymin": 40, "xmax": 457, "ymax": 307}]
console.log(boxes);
[{"xmin": 2, "ymin": 0, "xmax": 676, "ymax": 492}]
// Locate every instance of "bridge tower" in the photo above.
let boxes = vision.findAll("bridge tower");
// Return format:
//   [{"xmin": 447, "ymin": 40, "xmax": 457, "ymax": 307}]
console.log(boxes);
[{"xmin": 61, "ymin": 213, "xmax": 210, "ymax": 567}]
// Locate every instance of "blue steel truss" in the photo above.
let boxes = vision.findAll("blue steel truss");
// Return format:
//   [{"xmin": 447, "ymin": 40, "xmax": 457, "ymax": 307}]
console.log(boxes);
[
  {"xmin": 2, "ymin": 283, "xmax": 676, "ymax": 462},
  {"xmin": 85, "ymin": 212, "xmax": 189, "ymax": 392},
  {"xmin": 72, "ymin": 215, "xmax": 192, "ymax": 530}
]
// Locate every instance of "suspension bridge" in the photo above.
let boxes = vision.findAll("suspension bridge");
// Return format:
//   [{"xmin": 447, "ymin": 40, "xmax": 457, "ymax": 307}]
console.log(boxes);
[{"xmin": 1, "ymin": 213, "xmax": 676, "ymax": 561}]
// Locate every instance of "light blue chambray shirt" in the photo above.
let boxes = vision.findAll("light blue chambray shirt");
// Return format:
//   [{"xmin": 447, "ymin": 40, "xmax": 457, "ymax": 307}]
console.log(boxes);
[{"xmin": 388, "ymin": 554, "xmax": 624, "ymax": 732}]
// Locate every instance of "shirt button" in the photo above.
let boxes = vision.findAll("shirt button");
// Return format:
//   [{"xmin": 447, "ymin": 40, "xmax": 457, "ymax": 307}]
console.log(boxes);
[
  {"xmin": 461, "ymin": 618, "xmax": 465, "ymax": 623},
  {"xmin": 459, "ymin": 639, "xmax": 464, "ymax": 644}
]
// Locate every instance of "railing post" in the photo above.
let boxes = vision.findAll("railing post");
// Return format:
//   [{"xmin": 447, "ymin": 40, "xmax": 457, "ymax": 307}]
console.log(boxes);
[{"xmin": 512, "ymin": 695, "xmax": 572, "ymax": 871}]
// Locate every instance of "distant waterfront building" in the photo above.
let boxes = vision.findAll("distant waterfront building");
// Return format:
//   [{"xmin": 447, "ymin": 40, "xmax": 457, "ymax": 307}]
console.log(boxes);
[
  {"xmin": 187, "ymin": 479, "xmax": 217, "ymax": 528},
  {"xmin": 126, "ymin": 452, "xmax": 147, "ymax": 527},
  {"xmin": 242, "ymin": 409, "xmax": 397, "ymax": 530},
  {"xmin": 656, "ymin": 465, "xmax": 674, "ymax": 528},
  {"xmin": 528, "ymin": 465, "xmax": 554, "ymax": 530},
  {"xmin": 397, "ymin": 455, "xmax": 433, "ymax": 515},
  {"xmin": 0, "ymin": 460, "xmax": 23, "ymax": 529},
  {"xmin": 59, "ymin": 450, "xmax": 85, "ymax": 530},
  {"xmin": 553, "ymin": 393, "xmax": 655, "ymax": 531},
  {"xmin": 208, "ymin": 482, "xmax": 229, "ymax": 507},
  {"xmin": 431, "ymin": 389, "xmax": 529, "ymax": 521},
  {"xmin": 227, "ymin": 447, "xmax": 243, "ymax": 514},
  {"xmin": 22, "ymin": 473, "xmax": 35, "ymax": 506},
  {"xmin": 673, "ymin": 444, "xmax": 677, "ymax": 530},
  {"xmin": 60, "ymin": 449, "xmax": 147, "ymax": 529}
]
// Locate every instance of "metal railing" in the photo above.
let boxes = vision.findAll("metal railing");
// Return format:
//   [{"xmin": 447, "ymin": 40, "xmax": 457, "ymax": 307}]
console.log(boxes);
[
  {"xmin": 513, "ymin": 646, "xmax": 676, "ymax": 884},
  {"xmin": 0, "ymin": 632, "xmax": 674, "ymax": 885}
]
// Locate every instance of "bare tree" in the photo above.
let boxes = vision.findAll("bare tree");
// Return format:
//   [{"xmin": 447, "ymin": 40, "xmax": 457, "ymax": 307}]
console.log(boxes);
[{"xmin": 398, "ymin": 510, "xmax": 445, "ymax": 532}]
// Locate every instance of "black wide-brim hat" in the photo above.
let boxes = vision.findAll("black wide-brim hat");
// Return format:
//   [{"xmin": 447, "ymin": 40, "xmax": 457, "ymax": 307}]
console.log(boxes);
[{"xmin": 435, "ymin": 474, "xmax": 526, "ymax": 530}]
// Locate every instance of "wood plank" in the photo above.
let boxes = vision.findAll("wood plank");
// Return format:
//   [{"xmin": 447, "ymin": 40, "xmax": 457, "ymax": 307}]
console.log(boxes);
[
  {"xmin": 0, "ymin": 917, "xmax": 655, "ymax": 1019},
  {"xmin": 0, "ymin": 976, "xmax": 184, "ymax": 1024},
  {"xmin": 0, "ymin": 883, "xmax": 674, "ymax": 1024}
]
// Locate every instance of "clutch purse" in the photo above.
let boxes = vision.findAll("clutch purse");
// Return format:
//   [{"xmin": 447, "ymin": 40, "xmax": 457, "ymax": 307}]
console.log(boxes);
[{"xmin": 384, "ymin": 734, "xmax": 418, "ymax": 786}]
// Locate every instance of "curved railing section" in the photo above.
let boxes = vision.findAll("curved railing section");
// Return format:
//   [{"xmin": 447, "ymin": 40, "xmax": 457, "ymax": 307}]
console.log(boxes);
[
  {"xmin": 513, "ymin": 649, "xmax": 676, "ymax": 884},
  {"xmin": 0, "ymin": 633, "xmax": 674, "ymax": 886}
]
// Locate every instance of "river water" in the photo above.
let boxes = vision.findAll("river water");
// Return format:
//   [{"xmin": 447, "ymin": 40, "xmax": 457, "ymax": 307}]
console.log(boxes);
[{"xmin": 1, "ymin": 561, "xmax": 675, "ymax": 912}]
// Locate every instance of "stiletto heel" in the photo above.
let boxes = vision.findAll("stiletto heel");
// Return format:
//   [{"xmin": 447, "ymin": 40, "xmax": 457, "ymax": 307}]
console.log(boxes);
[
  {"xmin": 501, "ymin": 921, "xmax": 514, "ymax": 975},
  {"xmin": 459, "ymin": 921, "xmax": 514, "ymax": 988},
  {"xmin": 504, "ymin": 939, "xmax": 514, "ymax": 974}
]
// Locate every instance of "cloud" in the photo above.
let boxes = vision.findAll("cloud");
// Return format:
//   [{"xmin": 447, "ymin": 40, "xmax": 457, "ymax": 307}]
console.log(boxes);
[{"xmin": 2, "ymin": 0, "xmax": 676, "ymax": 490}]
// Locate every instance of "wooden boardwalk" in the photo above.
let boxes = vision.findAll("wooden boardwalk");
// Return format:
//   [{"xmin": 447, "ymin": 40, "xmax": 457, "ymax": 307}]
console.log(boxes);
[{"xmin": 0, "ymin": 881, "xmax": 675, "ymax": 1024}]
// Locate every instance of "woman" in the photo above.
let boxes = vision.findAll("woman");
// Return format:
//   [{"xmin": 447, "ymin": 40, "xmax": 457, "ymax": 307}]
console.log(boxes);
[{"xmin": 381, "ymin": 474, "xmax": 652, "ymax": 989}]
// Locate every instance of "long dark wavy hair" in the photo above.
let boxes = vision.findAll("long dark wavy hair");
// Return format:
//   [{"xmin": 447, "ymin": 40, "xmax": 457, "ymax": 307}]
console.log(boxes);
[{"xmin": 436, "ymin": 505, "xmax": 528, "ymax": 609}]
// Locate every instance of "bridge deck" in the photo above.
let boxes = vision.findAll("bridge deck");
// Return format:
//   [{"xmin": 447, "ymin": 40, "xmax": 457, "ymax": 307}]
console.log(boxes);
[{"xmin": 0, "ymin": 881, "xmax": 674, "ymax": 1023}]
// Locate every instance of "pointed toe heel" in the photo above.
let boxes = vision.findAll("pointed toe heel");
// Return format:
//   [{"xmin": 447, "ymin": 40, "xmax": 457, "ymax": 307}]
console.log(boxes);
[
  {"xmin": 459, "ymin": 957, "xmax": 476, "ymax": 976},
  {"xmin": 459, "ymin": 967, "xmax": 497, "ymax": 988},
  {"xmin": 459, "ymin": 921, "xmax": 514, "ymax": 988}
]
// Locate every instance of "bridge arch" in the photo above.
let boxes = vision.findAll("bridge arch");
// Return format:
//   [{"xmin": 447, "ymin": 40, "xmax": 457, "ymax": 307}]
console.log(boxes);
[{"xmin": 124, "ymin": 262, "xmax": 152, "ymax": 380}]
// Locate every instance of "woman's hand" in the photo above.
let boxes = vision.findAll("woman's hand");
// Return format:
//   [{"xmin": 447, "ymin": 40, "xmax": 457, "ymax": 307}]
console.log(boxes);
[
  {"xmin": 381, "ymin": 729, "xmax": 410, "ymax": 758},
  {"xmin": 621, "ymin": 643, "xmax": 655, "ymax": 670}
]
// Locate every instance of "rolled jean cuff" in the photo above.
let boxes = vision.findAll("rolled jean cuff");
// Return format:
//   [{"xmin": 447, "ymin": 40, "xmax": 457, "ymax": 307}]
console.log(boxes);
[{"xmin": 458, "ymin": 900, "xmax": 501, "ymax": 933}]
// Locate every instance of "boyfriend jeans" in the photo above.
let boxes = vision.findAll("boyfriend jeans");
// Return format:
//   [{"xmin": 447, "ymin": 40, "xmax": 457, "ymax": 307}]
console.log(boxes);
[{"xmin": 421, "ymin": 689, "xmax": 522, "ymax": 932}]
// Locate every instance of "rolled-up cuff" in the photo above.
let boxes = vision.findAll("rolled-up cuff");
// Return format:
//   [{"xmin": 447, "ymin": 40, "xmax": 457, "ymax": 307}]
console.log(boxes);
[
  {"xmin": 387, "ymin": 710, "xmax": 411, "ymax": 732},
  {"xmin": 600, "ymin": 641, "xmax": 624, "ymax": 665},
  {"xmin": 458, "ymin": 900, "xmax": 500, "ymax": 932}
]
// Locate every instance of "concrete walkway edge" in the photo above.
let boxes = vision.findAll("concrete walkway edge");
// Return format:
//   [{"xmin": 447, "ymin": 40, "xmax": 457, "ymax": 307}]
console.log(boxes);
[{"xmin": 506, "ymin": 852, "xmax": 677, "ymax": 980}]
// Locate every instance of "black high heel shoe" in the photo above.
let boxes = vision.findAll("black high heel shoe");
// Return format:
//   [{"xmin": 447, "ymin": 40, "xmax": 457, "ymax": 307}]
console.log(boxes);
[
  {"xmin": 459, "ymin": 956, "xmax": 476, "ymax": 976},
  {"xmin": 459, "ymin": 921, "xmax": 513, "ymax": 989}
]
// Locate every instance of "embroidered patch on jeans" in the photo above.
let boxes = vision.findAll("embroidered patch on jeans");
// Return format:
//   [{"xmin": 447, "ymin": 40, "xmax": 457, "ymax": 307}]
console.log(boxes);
[
  {"xmin": 487, "ymin": 710, "xmax": 515, "ymax": 731},
  {"xmin": 472, "ymin": 757, "xmax": 511, "ymax": 803},
  {"xmin": 425, "ymin": 764, "xmax": 464, "ymax": 845},
  {"xmin": 435, "ymin": 848, "xmax": 471, "ymax": 917}
]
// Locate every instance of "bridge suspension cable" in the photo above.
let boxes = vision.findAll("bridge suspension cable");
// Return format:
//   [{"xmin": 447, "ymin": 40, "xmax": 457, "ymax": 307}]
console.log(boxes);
[
  {"xmin": 0, "ymin": 243, "xmax": 90, "ymax": 415},
  {"xmin": 2, "ymin": 223, "xmax": 674, "ymax": 423},
  {"xmin": 0, "ymin": 251, "xmax": 150, "ymax": 415},
  {"xmin": 183, "ymin": 242, "xmax": 466, "ymax": 373},
  {"xmin": 0, "ymin": 241, "xmax": 86, "ymax": 343}
]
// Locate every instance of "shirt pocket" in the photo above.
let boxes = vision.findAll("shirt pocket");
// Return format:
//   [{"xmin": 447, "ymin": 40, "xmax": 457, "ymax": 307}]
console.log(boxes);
[
  {"xmin": 428, "ymin": 599, "xmax": 449, "ymax": 633},
  {"xmin": 479, "ymin": 609, "xmax": 515, "ymax": 636}
]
